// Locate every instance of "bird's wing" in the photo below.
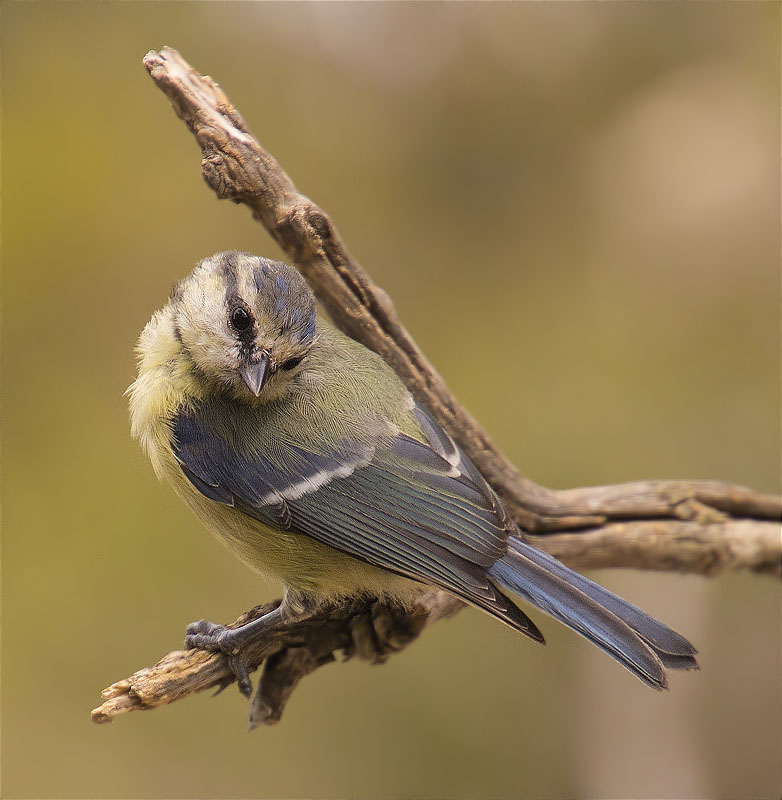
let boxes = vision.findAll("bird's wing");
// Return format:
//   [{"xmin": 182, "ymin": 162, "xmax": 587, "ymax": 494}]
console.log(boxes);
[{"xmin": 172, "ymin": 402, "xmax": 542, "ymax": 640}]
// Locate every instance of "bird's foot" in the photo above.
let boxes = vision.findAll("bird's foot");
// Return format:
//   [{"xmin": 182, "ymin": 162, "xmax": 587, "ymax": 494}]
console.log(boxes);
[
  {"xmin": 185, "ymin": 605, "xmax": 285, "ymax": 698},
  {"xmin": 185, "ymin": 619, "xmax": 254, "ymax": 697},
  {"xmin": 343, "ymin": 598, "xmax": 428, "ymax": 664}
]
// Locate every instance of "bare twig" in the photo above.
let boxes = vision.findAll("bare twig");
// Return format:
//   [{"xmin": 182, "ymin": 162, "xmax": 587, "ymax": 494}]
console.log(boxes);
[{"xmin": 91, "ymin": 47, "xmax": 781, "ymax": 728}]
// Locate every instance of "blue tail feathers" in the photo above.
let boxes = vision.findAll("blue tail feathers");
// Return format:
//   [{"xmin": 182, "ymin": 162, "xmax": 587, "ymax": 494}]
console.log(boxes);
[{"xmin": 487, "ymin": 538, "xmax": 698, "ymax": 689}]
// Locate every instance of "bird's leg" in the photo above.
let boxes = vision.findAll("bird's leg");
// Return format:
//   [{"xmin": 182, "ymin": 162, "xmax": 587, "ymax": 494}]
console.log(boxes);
[{"xmin": 185, "ymin": 602, "xmax": 289, "ymax": 698}]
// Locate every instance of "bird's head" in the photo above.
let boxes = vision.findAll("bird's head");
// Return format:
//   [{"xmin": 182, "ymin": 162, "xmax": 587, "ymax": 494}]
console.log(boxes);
[{"xmin": 171, "ymin": 251, "xmax": 318, "ymax": 402}]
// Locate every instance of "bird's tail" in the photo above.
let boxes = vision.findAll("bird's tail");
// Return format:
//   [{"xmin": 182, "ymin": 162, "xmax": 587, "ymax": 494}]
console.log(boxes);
[{"xmin": 487, "ymin": 538, "xmax": 698, "ymax": 689}]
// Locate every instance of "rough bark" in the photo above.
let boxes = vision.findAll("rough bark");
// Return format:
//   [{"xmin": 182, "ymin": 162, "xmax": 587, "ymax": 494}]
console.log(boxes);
[{"xmin": 91, "ymin": 47, "xmax": 780, "ymax": 729}]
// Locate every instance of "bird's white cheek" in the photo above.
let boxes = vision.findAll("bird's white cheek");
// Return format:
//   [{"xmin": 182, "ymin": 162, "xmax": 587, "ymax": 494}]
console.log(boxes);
[{"xmin": 186, "ymin": 338, "xmax": 240, "ymax": 382}]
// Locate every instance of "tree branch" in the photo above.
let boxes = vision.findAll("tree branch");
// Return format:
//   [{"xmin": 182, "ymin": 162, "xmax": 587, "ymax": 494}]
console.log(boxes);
[
  {"xmin": 91, "ymin": 46, "xmax": 780, "ymax": 728},
  {"xmin": 93, "ymin": 593, "xmax": 463, "ymax": 728}
]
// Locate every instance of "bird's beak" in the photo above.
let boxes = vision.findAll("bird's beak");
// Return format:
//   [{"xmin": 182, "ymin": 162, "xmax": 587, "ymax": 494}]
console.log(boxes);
[{"xmin": 239, "ymin": 353, "xmax": 270, "ymax": 396}]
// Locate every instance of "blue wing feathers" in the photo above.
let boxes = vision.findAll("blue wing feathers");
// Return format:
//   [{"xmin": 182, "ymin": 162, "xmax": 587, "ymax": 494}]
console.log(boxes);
[
  {"xmin": 172, "ymin": 402, "xmax": 541, "ymax": 635},
  {"xmin": 178, "ymin": 462, "xmax": 234, "ymax": 505},
  {"xmin": 411, "ymin": 405, "xmax": 459, "ymax": 463},
  {"xmin": 292, "ymin": 499, "xmax": 485, "ymax": 594}
]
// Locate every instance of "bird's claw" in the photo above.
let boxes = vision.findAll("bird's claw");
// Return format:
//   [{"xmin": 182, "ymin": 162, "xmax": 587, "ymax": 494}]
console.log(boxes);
[
  {"xmin": 227, "ymin": 654, "xmax": 253, "ymax": 698},
  {"xmin": 185, "ymin": 618, "xmax": 230, "ymax": 646},
  {"xmin": 185, "ymin": 619, "xmax": 254, "ymax": 698}
]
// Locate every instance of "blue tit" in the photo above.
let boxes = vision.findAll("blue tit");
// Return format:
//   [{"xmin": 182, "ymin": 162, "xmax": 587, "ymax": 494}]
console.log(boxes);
[{"xmin": 129, "ymin": 251, "xmax": 697, "ymax": 696}]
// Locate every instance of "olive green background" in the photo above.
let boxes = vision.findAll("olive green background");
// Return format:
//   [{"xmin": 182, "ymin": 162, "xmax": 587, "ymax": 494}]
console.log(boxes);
[{"xmin": 3, "ymin": 3, "xmax": 780, "ymax": 798}]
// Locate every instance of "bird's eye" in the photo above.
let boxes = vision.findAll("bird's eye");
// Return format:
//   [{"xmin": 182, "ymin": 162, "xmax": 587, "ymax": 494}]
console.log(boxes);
[
  {"xmin": 280, "ymin": 356, "xmax": 304, "ymax": 371},
  {"xmin": 230, "ymin": 306, "xmax": 253, "ymax": 332}
]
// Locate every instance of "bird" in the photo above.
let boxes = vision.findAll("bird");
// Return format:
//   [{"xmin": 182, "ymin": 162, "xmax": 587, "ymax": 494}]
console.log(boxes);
[{"xmin": 128, "ymin": 250, "xmax": 698, "ymax": 698}]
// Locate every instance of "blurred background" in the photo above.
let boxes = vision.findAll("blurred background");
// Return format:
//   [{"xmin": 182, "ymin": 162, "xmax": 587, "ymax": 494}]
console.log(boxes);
[{"xmin": 3, "ymin": 3, "xmax": 779, "ymax": 798}]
